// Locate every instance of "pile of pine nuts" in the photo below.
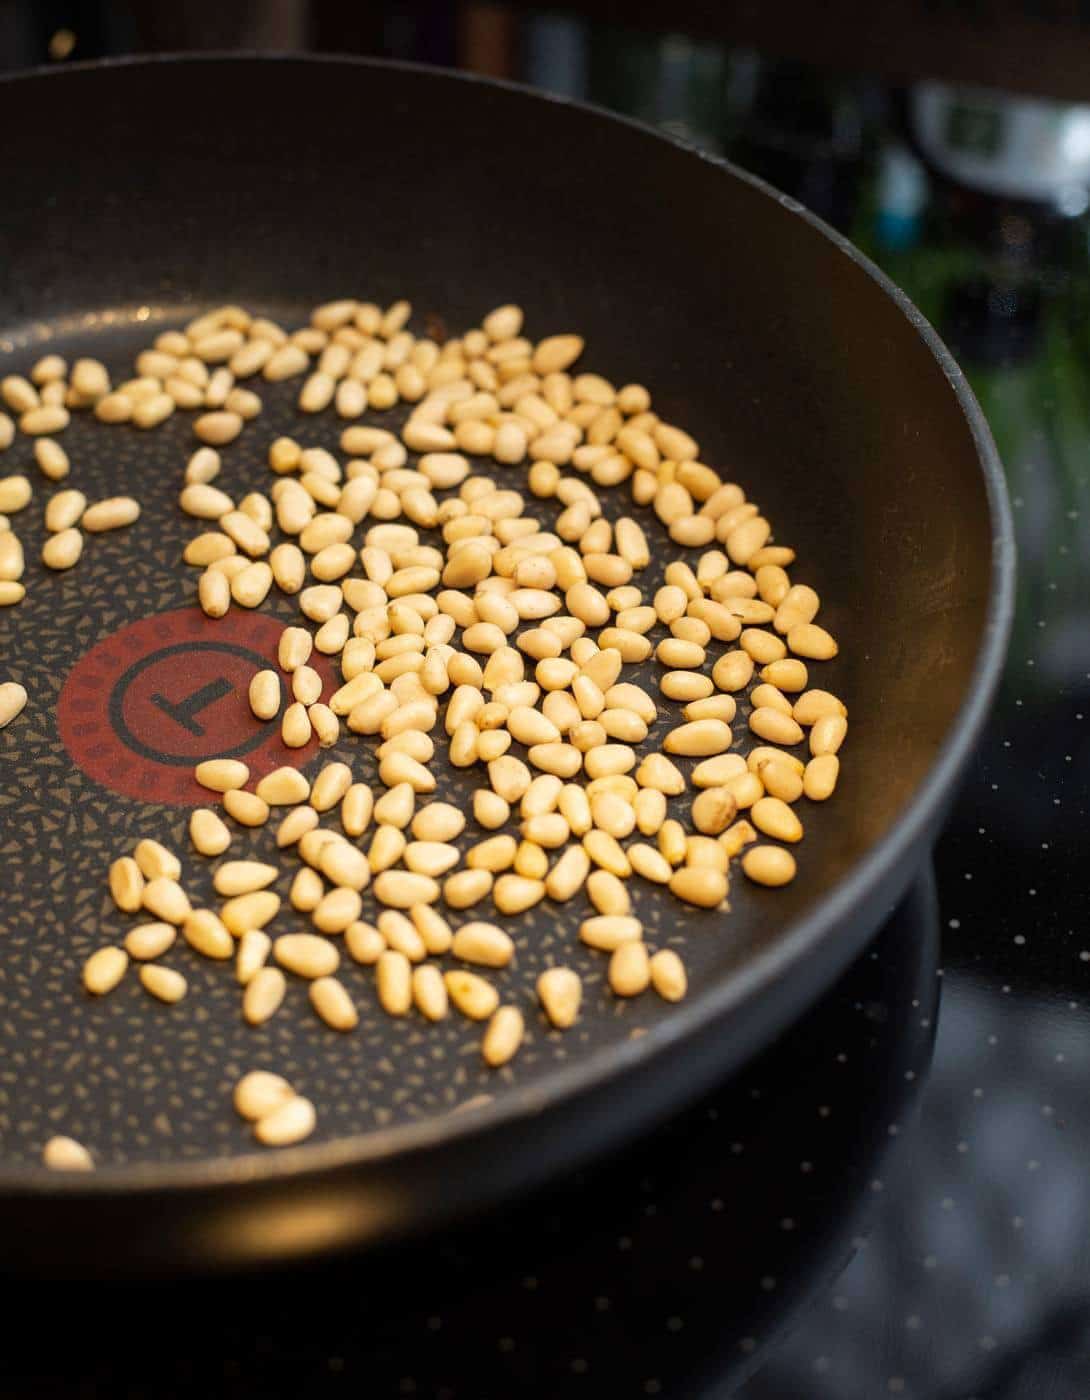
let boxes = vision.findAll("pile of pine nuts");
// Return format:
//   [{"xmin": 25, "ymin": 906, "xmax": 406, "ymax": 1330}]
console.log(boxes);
[{"xmin": 0, "ymin": 300, "xmax": 846, "ymax": 1160}]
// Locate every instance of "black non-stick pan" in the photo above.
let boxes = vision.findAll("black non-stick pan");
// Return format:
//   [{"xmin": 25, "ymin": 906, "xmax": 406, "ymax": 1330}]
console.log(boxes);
[{"xmin": 0, "ymin": 54, "xmax": 1014, "ymax": 1277}]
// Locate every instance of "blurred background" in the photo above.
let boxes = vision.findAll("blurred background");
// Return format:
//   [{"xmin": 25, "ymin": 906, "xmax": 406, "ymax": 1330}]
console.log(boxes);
[{"xmin": 3, "ymin": 5, "xmax": 1090, "ymax": 1397}]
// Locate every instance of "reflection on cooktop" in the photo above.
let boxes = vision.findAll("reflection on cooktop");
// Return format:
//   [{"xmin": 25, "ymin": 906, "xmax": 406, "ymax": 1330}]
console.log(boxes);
[{"xmin": 3, "ymin": 873, "xmax": 938, "ymax": 1399}]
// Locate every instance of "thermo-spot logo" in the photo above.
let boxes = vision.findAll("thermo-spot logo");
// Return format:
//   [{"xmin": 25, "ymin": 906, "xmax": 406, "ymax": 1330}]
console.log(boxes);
[{"xmin": 57, "ymin": 608, "xmax": 330, "ymax": 805}]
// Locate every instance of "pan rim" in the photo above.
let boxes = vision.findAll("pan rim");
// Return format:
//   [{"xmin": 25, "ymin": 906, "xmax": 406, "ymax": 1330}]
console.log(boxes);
[{"xmin": 0, "ymin": 50, "xmax": 1016, "ymax": 1198}]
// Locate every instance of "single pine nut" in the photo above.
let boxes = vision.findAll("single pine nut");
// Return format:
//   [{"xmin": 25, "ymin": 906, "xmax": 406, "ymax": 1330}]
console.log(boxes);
[
  {"xmin": 109, "ymin": 856, "xmax": 145, "ymax": 912},
  {"xmin": 649, "ymin": 949, "xmax": 687, "ymax": 1002},
  {"xmin": 664, "ymin": 719, "xmax": 732, "ymax": 757},
  {"xmin": 493, "ymin": 873, "xmax": 546, "ymax": 914},
  {"xmin": 42, "ymin": 489, "xmax": 86, "ymax": 534},
  {"xmin": 451, "ymin": 921, "xmax": 514, "ymax": 968},
  {"xmin": 255, "ymin": 1095, "xmax": 316, "ymax": 1146},
  {"xmin": 234, "ymin": 1071, "xmax": 294, "ymax": 1121},
  {"xmin": 609, "ymin": 941, "xmax": 650, "ymax": 997},
  {"xmin": 34, "ymin": 438, "xmax": 69, "ymax": 481},
  {"xmin": 249, "ymin": 669, "xmax": 281, "ymax": 721},
  {"xmin": 310, "ymin": 976, "xmax": 359, "ymax": 1030},
  {"xmin": 445, "ymin": 970, "xmax": 499, "ymax": 1020},
  {"xmin": 804, "ymin": 753, "xmax": 840, "ymax": 800},
  {"xmin": 792, "ymin": 689, "xmax": 847, "ymax": 725},
  {"xmin": 221, "ymin": 890, "xmax": 280, "ymax": 935},
  {"xmin": 41, "ymin": 528, "xmax": 82, "ymax": 570},
  {"xmin": 376, "ymin": 949, "xmax": 413, "ymax": 1015},
  {"xmin": 0, "ymin": 531, "xmax": 23, "ymax": 580},
  {"xmin": 195, "ymin": 758, "xmax": 248, "ymax": 792},
  {"xmin": 405, "ymin": 964, "xmax": 445, "ymax": 1021},
  {"xmin": 668, "ymin": 866, "xmax": 728, "ymax": 908},
  {"xmin": 751, "ymin": 796, "xmax": 804, "ymax": 843},
  {"xmin": 482, "ymin": 1005, "xmax": 524, "ymax": 1066},
  {"xmin": 244, "ymin": 967, "xmax": 287, "ymax": 1025},
  {"xmin": 237, "ymin": 929, "xmax": 272, "ymax": 984},
  {"xmin": 0, "ymin": 475, "xmax": 32, "ymax": 513},
  {"xmin": 189, "ymin": 807, "xmax": 231, "ymax": 857},
  {"xmin": 274, "ymin": 934, "xmax": 339, "ymax": 979},
  {"xmin": 691, "ymin": 786, "xmax": 739, "ymax": 836},
  {"xmin": 194, "ymin": 410, "xmax": 243, "ymax": 445},
  {"xmin": 124, "ymin": 922, "xmax": 176, "ymax": 961},
  {"xmin": 787, "ymin": 622, "xmax": 838, "ymax": 660},
  {"xmin": 140, "ymin": 965, "xmax": 187, "ymax": 1004},
  {"xmin": 132, "ymin": 839, "xmax": 180, "ymax": 882},
  {"xmin": 181, "ymin": 908, "xmax": 232, "ymax": 960},
  {"xmin": 748, "ymin": 706, "xmax": 804, "ymax": 746},
  {"xmin": 628, "ymin": 843, "xmax": 672, "ymax": 883},
  {"xmin": 811, "ymin": 716, "xmax": 850, "ymax": 761},
  {"xmin": 83, "ymin": 946, "xmax": 128, "ymax": 995},
  {"xmin": 223, "ymin": 789, "xmax": 270, "ymax": 827},
  {"xmin": 43, "ymin": 1136, "xmax": 94, "ymax": 1171},
  {"xmin": 344, "ymin": 920, "xmax": 384, "ymax": 966},
  {"xmin": 742, "ymin": 845, "xmax": 797, "ymax": 886},
  {"xmin": 20, "ymin": 404, "xmax": 69, "ymax": 435},
  {"xmin": 544, "ymin": 844, "xmax": 590, "ymax": 901},
  {"xmin": 373, "ymin": 870, "xmax": 439, "ymax": 908},
  {"xmin": 281, "ymin": 702, "xmax": 312, "ymax": 748},
  {"xmin": 580, "ymin": 914, "xmax": 642, "ymax": 951},
  {"xmin": 214, "ymin": 860, "xmax": 278, "ymax": 897}
]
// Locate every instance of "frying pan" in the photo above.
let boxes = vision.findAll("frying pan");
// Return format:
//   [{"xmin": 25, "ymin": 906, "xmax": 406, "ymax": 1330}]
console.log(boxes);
[{"xmin": 0, "ymin": 54, "xmax": 1014, "ymax": 1278}]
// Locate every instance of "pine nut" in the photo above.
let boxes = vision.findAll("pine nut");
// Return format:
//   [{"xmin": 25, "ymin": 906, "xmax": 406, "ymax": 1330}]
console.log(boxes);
[
  {"xmin": 609, "ymin": 941, "xmax": 650, "ymax": 997},
  {"xmin": 194, "ymin": 410, "xmax": 243, "ymax": 445},
  {"xmin": 42, "ymin": 1136, "xmax": 94, "ymax": 1171},
  {"xmin": 0, "ymin": 475, "xmax": 31, "ymax": 513},
  {"xmin": 34, "ymin": 438, "xmax": 69, "ymax": 481},
  {"xmin": 244, "ymin": 967, "xmax": 287, "ymax": 1024},
  {"xmin": 275, "ymin": 934, "xmax": 339, "ymax": 979},
  {"xmin": 664, "ymin": 719, "xmax": 732, "ymax": 757},
  {"xmin": 627, "ymin": 843, "xmax": 672, "ymax": 883},
  {"xmin": 649, "ymin": 949, "xmax": 687, "ymax": 1002},
  {"xmin": 742, "ymin": 845, "xmax": 797, "ymax": 886},
  {"xmin": 255, "ymin": 1095, "xmax": 316, "ymax": 1146},
  {"xmin": 109, "ymin": 856, "xmax": 145, "ymax": 912},
  {"xmin": 309, "ymin": 976, "xmax": 358, "ymax": 1031},
  {"xmin": 194, "ymin": 758, "xmax": 248, "ymax": 793},
  {"xmin": 236, "ymin": 929, "xmax": 272, "ymax": 984},
  {"xmin": 749, "ymin": 707, "xmax": 804, "ymax": 746},
  {"xmin": 131, "ymin": 839, "xmax": 180, "ymax": 883},
  {"xmin": 41, "ymin": 528, "xmax": 82, "ymax": 570},
  {"xmin": 668, "ymin": 866, "xmax": 728, "ymax": 907},
  {"xmin": 221, "ymin": 890, "xmax": 280, "ymax": 935},
  {"xmin": 373, "ymin": 870, "xmax": 439, "ymax": 908},
  {"xmin": 83, "ymin": 946, "xmax": 128, "ymax": 995},
  {"xmin": 0, "ymin": 532, "xmax": 23, "ymax": 582},
  {"xmin": 376, "ymin": 949, "xmax": 413, "ymax": 1015},
  {"xmin": 140, "ymin": 965, "xmax": 187, "ymax": 1004},
  {"xmin": 220, "ymin": 789, "xmax": 268, "ymax": 827},
  {"xmin": 580, "ymin": 914, "xmax": 641, "ymax": 951},
  {"xmin": 751, "ymin": 796, "xmax": 804, "ymax": 843},
  {"xmin": 586, "ymin": 868, "xmax": 632, "ymax": 915},
  {"xmin": 787, "ymin": 622, "xmax": 838, "ymax": 660},
  {"xmin": 180, "ymin": 908, "xmax": 231, "ymax": 960},
  {"xmin": 792, "ymin": 689, "xmax": 848, "ymax": 725},
  {"xmin": 234, "ymin": 1071, "xmax": 294, "ymax": 1121},
  {"xmin": 808, "ymin": 712, "xmax": 847, "ymax": 756},
  {"xmin": 344, "ymin": 920, "xmax": 384, "ymax": 966},
  {"xmin": 804, "ymin": 753, "xmax": 840, "ymax": 800},
  {"xmin": 445, "ymin": 969, "xmax": 499, "ymax": 1020},
  {"xmin": 451, "ymin": 921, "xmax": 514, "ymax": 968},
  {"xmin": 189, "ymin": 807, "xmax": 230, "ymax": 857},
  {"xmin": 20, "ymin": 404, "xmax": 69, "ymax": 435},
  {"xmin": 213, "ymin": 860, "xmax": 278, "ymax": 897},
  {"xmin": 248, "ymin": 669, "xmax": 281, "ymax": 721},
  {"xmin": 482, "ymin": 1005, "xmax": 524, "ymax": 1066}
]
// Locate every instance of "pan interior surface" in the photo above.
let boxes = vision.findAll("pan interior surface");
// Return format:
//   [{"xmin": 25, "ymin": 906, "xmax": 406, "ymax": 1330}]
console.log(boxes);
[{"xmin": 0, "ymin": 58, "xmax": 1005, "ymax": 1201}]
